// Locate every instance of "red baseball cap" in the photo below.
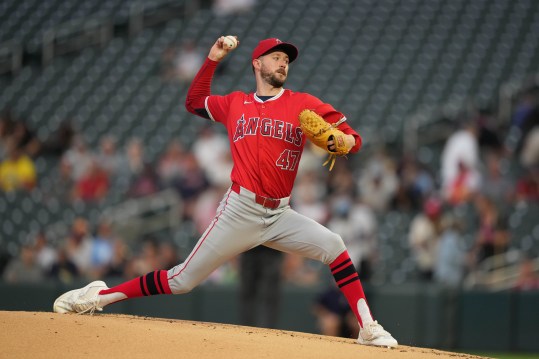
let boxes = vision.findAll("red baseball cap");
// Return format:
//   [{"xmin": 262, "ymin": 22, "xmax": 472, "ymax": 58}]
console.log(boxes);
[{"xmin": 252, "ymin": 38, "xmax": 299, "ymax": 63}]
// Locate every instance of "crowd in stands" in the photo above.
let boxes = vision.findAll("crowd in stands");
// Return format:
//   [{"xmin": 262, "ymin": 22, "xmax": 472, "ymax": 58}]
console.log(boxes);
[{"xmin": 1, "ymin": 80, "xmax": 538, "ymax": 295}]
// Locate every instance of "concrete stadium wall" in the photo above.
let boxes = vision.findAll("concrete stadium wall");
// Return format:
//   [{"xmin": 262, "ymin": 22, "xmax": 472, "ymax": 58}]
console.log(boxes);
[{"xmin": 1, "ymin": 282, "xmax": 537, "ymax": 352}]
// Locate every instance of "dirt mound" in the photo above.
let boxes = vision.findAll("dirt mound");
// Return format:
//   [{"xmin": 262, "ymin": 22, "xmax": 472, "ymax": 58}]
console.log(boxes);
[{"xmin": 0, "ymin": 311, "xmax": 487, "ymax": 358}]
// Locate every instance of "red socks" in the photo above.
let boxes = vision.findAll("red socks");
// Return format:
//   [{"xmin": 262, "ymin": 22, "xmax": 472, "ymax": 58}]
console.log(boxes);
[
  {"xmin": 99, "ymin": 270, "xmax": 172, "ymax": 298},
  {"xmin": 329, "ymin": 251, "xmax": 371, "ymax": 327}
]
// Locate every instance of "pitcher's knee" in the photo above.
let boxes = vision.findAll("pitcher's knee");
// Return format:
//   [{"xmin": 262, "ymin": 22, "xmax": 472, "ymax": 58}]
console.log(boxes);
[
  {"xmin": 168, "ymin": 278, "xmax": 197, "ymax": 295},
  {"xmin": 320, "ymin": 233, "xmax": 346, "ymax": 264}
]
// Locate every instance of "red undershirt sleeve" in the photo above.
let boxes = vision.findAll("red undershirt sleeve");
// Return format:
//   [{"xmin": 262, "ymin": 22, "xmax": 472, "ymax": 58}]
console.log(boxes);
[{"xmin": 185, "ymin": 58, "xmax": 219, "ymax": 119}]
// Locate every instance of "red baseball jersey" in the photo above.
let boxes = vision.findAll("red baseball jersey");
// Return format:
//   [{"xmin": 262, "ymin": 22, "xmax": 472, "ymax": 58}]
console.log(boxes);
[{"xmin": 186, "ymin": 59, "xmax": 362, "ymax": 199}]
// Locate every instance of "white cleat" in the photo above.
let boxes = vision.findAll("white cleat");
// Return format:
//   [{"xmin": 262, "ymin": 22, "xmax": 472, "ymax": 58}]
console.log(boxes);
[
  {"xmin": 357, "ymin": 320, "xmax": 398, "ymax": 348},
  {"xmin": 53, "ymin": 280, "xmax": 109, "ymax": 314}
]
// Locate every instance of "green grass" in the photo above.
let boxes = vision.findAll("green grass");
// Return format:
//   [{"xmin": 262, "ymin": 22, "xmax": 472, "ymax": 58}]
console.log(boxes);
[{"xmin": 468, "ymin": 353, "xmax": 539, "ymax": 359}]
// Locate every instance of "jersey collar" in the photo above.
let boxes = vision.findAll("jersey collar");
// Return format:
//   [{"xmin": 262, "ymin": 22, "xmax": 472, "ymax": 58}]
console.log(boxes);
[{"xmin": 254, "ymin": 88, "xmax": 285, "ymax": 103}]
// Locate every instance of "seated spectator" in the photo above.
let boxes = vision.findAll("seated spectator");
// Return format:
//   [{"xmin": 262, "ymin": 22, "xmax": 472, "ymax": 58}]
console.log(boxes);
[
  {"xmin": 65, "ymin": 218, "xmax": 93, "ymax": 277},
  {"xmin": 157, "ymin": 138, "xmax": 189, "ymax": 188},
  {"xmin": 89, "ymin": 220, "xmax": 116, "ymax": 279},
  {"xmin": 327, "ymin": 195, "xmax": 378, "ymax": 281},
  {"xmin": 61, "ymin": 135, "xmax": 94, "ymax": 182},
  {"xmin": 126, "ymin": 163, "xmax": 161, "ymax": 198},
  {"xmin": 393, "ymin": 154, "xmax": 435, "ymax": 211},
  {"xmin": 481, "ymin": 151, "xmax": 514, "ymax": 207},
  {"xmin": 469, "ymin": 195, "xmax": 510, "ymax": 267},
  {"xmin": 2, "ymin": 244, "xmax": 44, "ymax": 283},
  {"xmin": 446, "ymin": 161, "xmax": 481, "ymax": 206},
  {"xmin": 0, "ymin": 139, "xmax": 37, "ymax": 192},
  {"xmin": 434, "ymin": 216, "xmax": 466, "ymax": 288},
  {"xmin": 72, "ymin": 160, "xmax": 109, "ymax": 203},
  {"xmin": 282, "ymin": 254, "xmax": 320, "ymax": 286},
  {"xmin": 96, "ymin": 135, "xmax": 125, "ymax": 177},
  {"xmin": 192, "ymin": 125, "xmax": 232, "ymax": 188},
  {"xmin": 515, "ymin": 166, "xmax": 539, "ymax": 204},
  {"xmin": 357, "ymin": 151, "xmax": 398, "ymax": 213},
  {"xmin": 408, "ymin": 196, "xmax": 444, "ymax": 281},
  {"xmin": 33, "ymin": 231, "xmax": 57, "ymax": 274},
  {"xmin": 313, "ymin": 286, "xmax": 359, "ymax": 338},
  {"xmin": 49, "ymin": 247, "xmax": 79, "ymax": 284}
]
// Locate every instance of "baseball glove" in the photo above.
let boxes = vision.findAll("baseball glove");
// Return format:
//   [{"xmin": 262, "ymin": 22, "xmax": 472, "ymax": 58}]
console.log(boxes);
[{"xmin": 298, "ymin": 109, "xmax": 350, "ymax": 171}]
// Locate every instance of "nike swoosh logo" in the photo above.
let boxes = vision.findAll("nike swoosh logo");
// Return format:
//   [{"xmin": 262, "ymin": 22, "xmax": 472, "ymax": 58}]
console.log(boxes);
[{"xmin": 244, "ymin": 101, "xmax": 253, "ymax": 104}]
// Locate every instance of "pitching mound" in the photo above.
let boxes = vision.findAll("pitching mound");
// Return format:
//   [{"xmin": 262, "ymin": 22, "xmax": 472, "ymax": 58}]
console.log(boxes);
[{"xmin": 0, "ymin": 311, "xmax": 487, "ymax": 358}]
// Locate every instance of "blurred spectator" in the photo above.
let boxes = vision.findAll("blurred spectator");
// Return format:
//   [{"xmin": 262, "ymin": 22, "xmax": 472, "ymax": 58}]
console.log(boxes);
[
  {"xmin": 49, "ymin": 247, "xmax": 79, "ymax": 284},
  {"xmin": 0, "ymin": 139, "xmax": 37, "ymax": 192},
  {"xmin": 2, "ymin": 245, "xmax": 44, "ymax": 283},
  {"xmin": 469, "ymin": 195, "xmax": 510, "ymax": 267},
  {"xmin": 282, "ymin": 254, "xmax": 320, "ymax": 286},
  {"xmin": 89, "ymin": 220, "xmax": 116, "ymax": 279},
  {"xmin": 313, "ymin": 286, "xmax": 359, "ymax": 338},
  {"xmin": 128, "ymin": 237, "xmax": 161, "ymax": 277},
  {"xmin": 239, "ymin": 246, "xmax": 283, "ymax": 329},
  {"xmin": 292, "ymin": 170, "xmax": 329, "ymax": 224},
  {"xmin": 408, "ymin": 196, "xmax": 444, "ymax": 281},
  {"xmin": 33, "ymin": 231, "xmax": 57, "ymax": 274},
  {"xmin": 514, "ymin": 165, "xmax": 539, "ymax": 203},
  {"xmin": 103, "ymin": 239, "xmax": 130, "ymax": 279},
  {"xmin": 327, "ymin": 195, "xmax": 378, "ymax": 281},
  {"xmin": 65, "ymin": 218, "xmax": 93, "ymax": 277},
  {"xmin": 192, "ymin": 185, "xmax": 228, "ymax": 235},
  {"xmin": 96, "ymin": 135, "xmax": 125, "ymax": 177},
  {"xmin": 0, "ymin": 110, "xmax": 15, "ymax": 157},
  {"xmin": 326, "ymin": 160, "xmax": 356, "ymax": 197},
  {"xmin": 440, "ymin": 121, "xmax": 480, "ymax": 201},
  {"xmin": 511, "ymin": 89, "xmax": 539, "ymax": 162},
  {"xmin": 157, "ymin": 138, "xmax": 189, "ymax": 188},
  {"xmin": 39, "ymin": 120, "xmax": 76, "ymax": 157},
  {"xmin": 393, "ymin": 154, "xmax": 435, "ymax": 211},
  {"xmin": 158, "ymin": 241, "xmax": 180, "ymax": 269},
  {"xmin": 212, "ymin": 0, "xmax": 256, "ymax": 16},
  {"xmin": 513, "ymin": 255, "xmax": 539, "ymax": 291},
  {"xmin": 72, "ymin": 159, "xmax": 109, "ymax": 203},
  {"xmin": 192, "ymin": 125, "xmax": 232, "ymax": 188},
  {"xmin": 481, "ymin": 151, "xmax": 514, "ymax": 206},
  {"xmin": 161, "ymin": 42, "xmax": 204, "ymax": 83},
  {"xmin": 445, "ymin": 160, "xmax": 481, "ymax": 206},
  {"xmin": 44, "ymin": 157, "xmax": 74, "ymax": 204},
  {"xmin": 519, "ymin": 127, "xmax": 539, "ymax": 168},
  {"xmin": 433, "ymin": 215, "xmax": 466, "ymax": 288},
  {"xmin": 174, "ymin": 153, "xmax": 210, "ymax": 219},
  {"xmin": 126, "ymin": 163, "xmax": 161, "ymax": 198},
  {"xmin": 124, "ymin": 137, "xmax": 146, "ymax": 182},
  {"xmin": 357, "ymin": 151, "xmax": 398, "ymax": 213},
  {"xmin": 61, "ymin": 135, "xmax": 94, "ymax": 181},
  {"xmin": 0, "ymin": 109, "xmax": 40, "ymax": 157},
  {"xmin": 474, "ymin": 108, "xmax": 504, "ymax": 152}
]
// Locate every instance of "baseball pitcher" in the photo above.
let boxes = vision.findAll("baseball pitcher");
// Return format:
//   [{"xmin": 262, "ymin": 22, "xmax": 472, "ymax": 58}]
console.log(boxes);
[{"xmin": 53, "ymin": 36, "xmax": 397, "ymax": 348}]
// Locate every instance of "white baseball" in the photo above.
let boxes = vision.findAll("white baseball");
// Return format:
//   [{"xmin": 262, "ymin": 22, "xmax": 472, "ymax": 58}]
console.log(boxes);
[{"xmin": 223, "ymin": 35, "xmax": 237, "ymax": 49}]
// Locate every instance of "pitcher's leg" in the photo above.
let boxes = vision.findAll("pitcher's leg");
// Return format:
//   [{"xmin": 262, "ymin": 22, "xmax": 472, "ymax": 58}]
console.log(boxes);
[{"xmin": 263, "ymin": 210, "xmax": 370, "ymax": 322}]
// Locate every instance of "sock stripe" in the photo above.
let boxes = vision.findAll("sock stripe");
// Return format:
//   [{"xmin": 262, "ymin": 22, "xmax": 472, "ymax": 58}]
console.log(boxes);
[
  {"xmin": 332, "ymin": 263, "xmax": 356, "ymax": 282},
  {"xmin": 338, "ymin": 275, "xmax": 360, "ymax": 288},
  {"xmin": 156, "ymin": 271, "xmax": 166, "ymax": 294},
  {"xmin": 145, "ymin": 272, "xmax": 159, "ymax": 296},
  {"xmin": 331, "ymin": 258, "xmax": 351, "ymax": 272},
  {"xmin": 140, "ymin": 276, "xmax": 148, "ymax": 296}
]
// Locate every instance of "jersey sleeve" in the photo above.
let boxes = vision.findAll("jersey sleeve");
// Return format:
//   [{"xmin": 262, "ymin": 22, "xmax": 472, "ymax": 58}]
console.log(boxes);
[{"xmin": 301, "ymin": 94, "xmax": 362, "ymax": 153}]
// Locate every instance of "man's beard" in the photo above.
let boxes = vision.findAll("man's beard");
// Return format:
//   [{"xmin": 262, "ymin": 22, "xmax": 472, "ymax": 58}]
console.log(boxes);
[{"xmin": 261, "ymin": 65, "xmax": 286, "ymax": 88}]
